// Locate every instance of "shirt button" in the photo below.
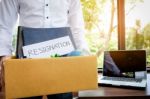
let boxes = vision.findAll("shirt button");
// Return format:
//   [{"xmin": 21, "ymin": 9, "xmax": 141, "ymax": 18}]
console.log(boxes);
[
  {"xmin": 46, "ymin": 17, "xmax": 49, "ymax": 19},
  {"xmin": 46, "ymin": 4, "xmax": 48, "ymax": 6}
]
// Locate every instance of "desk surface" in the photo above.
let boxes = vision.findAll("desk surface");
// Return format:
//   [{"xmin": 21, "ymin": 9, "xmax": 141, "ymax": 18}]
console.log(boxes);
[
  {"xmin": 1, "ymin": 74, "xmax": 150, "ymax": 99},
  {"xmin": 78, "ymin": 74, "xmax": 150, "ymax": 99}
]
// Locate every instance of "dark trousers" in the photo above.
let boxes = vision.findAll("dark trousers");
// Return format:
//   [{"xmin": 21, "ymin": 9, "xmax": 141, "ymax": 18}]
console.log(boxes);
[{"xmin": 21, "ymin": 92, "xmax": 73, "ymax": 99}]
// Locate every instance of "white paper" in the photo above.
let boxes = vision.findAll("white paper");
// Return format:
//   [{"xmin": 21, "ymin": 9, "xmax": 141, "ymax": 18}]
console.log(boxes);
[
  {"xmin": 135, "ymin": 71, "xmax": 146, "ymax": 79},
  {"xmin": 23, "ymin": 36, "xmax": 75, "ymax": 58}
]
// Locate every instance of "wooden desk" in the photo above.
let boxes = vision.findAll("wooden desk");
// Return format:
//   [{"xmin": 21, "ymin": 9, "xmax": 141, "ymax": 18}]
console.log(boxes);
[
  {"xmin": 1, "ymin": 74, "xmax": 149, "ymax": 99},
  {"xmin": 78, "ymin": 74, "xmax": 150, "ymax": 99}
]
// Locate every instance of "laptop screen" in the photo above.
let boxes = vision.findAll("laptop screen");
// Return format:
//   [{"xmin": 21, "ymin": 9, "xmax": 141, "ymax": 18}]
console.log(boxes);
[{"xmin": 103, "ymin": 50, "xmax": 146, "ymax": 78}]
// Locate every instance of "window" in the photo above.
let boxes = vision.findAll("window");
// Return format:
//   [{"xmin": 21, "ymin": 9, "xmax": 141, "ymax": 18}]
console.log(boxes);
[
  {"xmin": 81, "ymin": 0, "xmax": 118, "ymax": 68},
  {"xmin": 125, "ymin": 0, "xmax": 150, "ymax": 67},
  {"xmin": 81, "ymin": 0, "xmax": 150, "ymax": 68}
]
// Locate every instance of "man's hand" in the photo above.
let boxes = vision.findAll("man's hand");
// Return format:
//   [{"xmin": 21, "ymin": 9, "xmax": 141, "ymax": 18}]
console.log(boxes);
[
  {"xmin": 0, "ymin": 56, "xmax": 11, "ymax": 71},
  {"xmin": 0, "ymin": 56, "xmax": 11, "ymax": 92}
]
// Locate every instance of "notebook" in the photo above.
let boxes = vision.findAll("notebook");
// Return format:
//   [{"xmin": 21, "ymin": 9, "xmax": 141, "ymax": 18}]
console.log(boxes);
[{"xmin": 98, "ymin": 50, "xmax": 147, "ymax": 89}]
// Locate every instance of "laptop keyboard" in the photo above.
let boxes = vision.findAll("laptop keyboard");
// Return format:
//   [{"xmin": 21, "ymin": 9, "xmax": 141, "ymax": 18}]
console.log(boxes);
[{"xmin": 102, "ymin": 77, "xmax": 142, "ymax": 83}]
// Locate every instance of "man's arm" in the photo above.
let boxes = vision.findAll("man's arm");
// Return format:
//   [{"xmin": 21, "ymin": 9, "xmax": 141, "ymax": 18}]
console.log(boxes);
[
  {"xmin": 68, "ymin": 0, "xmax": 90, "ymax": 55},
  {"xmin": 0, "ymin": 0, "xmax": 19, "ymax": 91},
  {"xmin": 0, "ymin": 0, "xmax": 19, "ymax": 56}
]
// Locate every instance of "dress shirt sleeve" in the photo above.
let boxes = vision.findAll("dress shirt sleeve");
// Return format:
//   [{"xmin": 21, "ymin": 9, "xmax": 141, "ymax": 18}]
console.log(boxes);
[
  {"xmin": 0, "ymin": 0, "xmax": 19, "ymax": 56},
  {"xmin": 68, "ymin": 0, "xmax": 90, "ymax": 55}
]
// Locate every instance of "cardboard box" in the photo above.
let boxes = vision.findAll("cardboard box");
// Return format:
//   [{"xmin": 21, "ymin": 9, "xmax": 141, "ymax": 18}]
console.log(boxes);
[{"xmin": 4, "ymin": 56, "xmax": 98, "ymax": 99}]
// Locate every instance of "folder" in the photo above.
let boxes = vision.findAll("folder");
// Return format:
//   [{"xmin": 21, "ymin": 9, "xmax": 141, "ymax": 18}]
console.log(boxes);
[{"xmin": 16, "ymin": 27, "xmax": 76, "ymax": 58}]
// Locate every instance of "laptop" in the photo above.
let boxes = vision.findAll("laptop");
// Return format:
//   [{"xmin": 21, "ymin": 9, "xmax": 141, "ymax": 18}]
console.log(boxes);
[{"xmin": 98, "ymin": 50, "xmax": 147, "ymax": 89}]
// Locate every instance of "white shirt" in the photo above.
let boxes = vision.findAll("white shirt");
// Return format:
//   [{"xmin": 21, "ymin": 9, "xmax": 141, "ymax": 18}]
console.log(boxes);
[{"xmin": 0, "ymin": 0, "xmax": 89, "ymax": 56}]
